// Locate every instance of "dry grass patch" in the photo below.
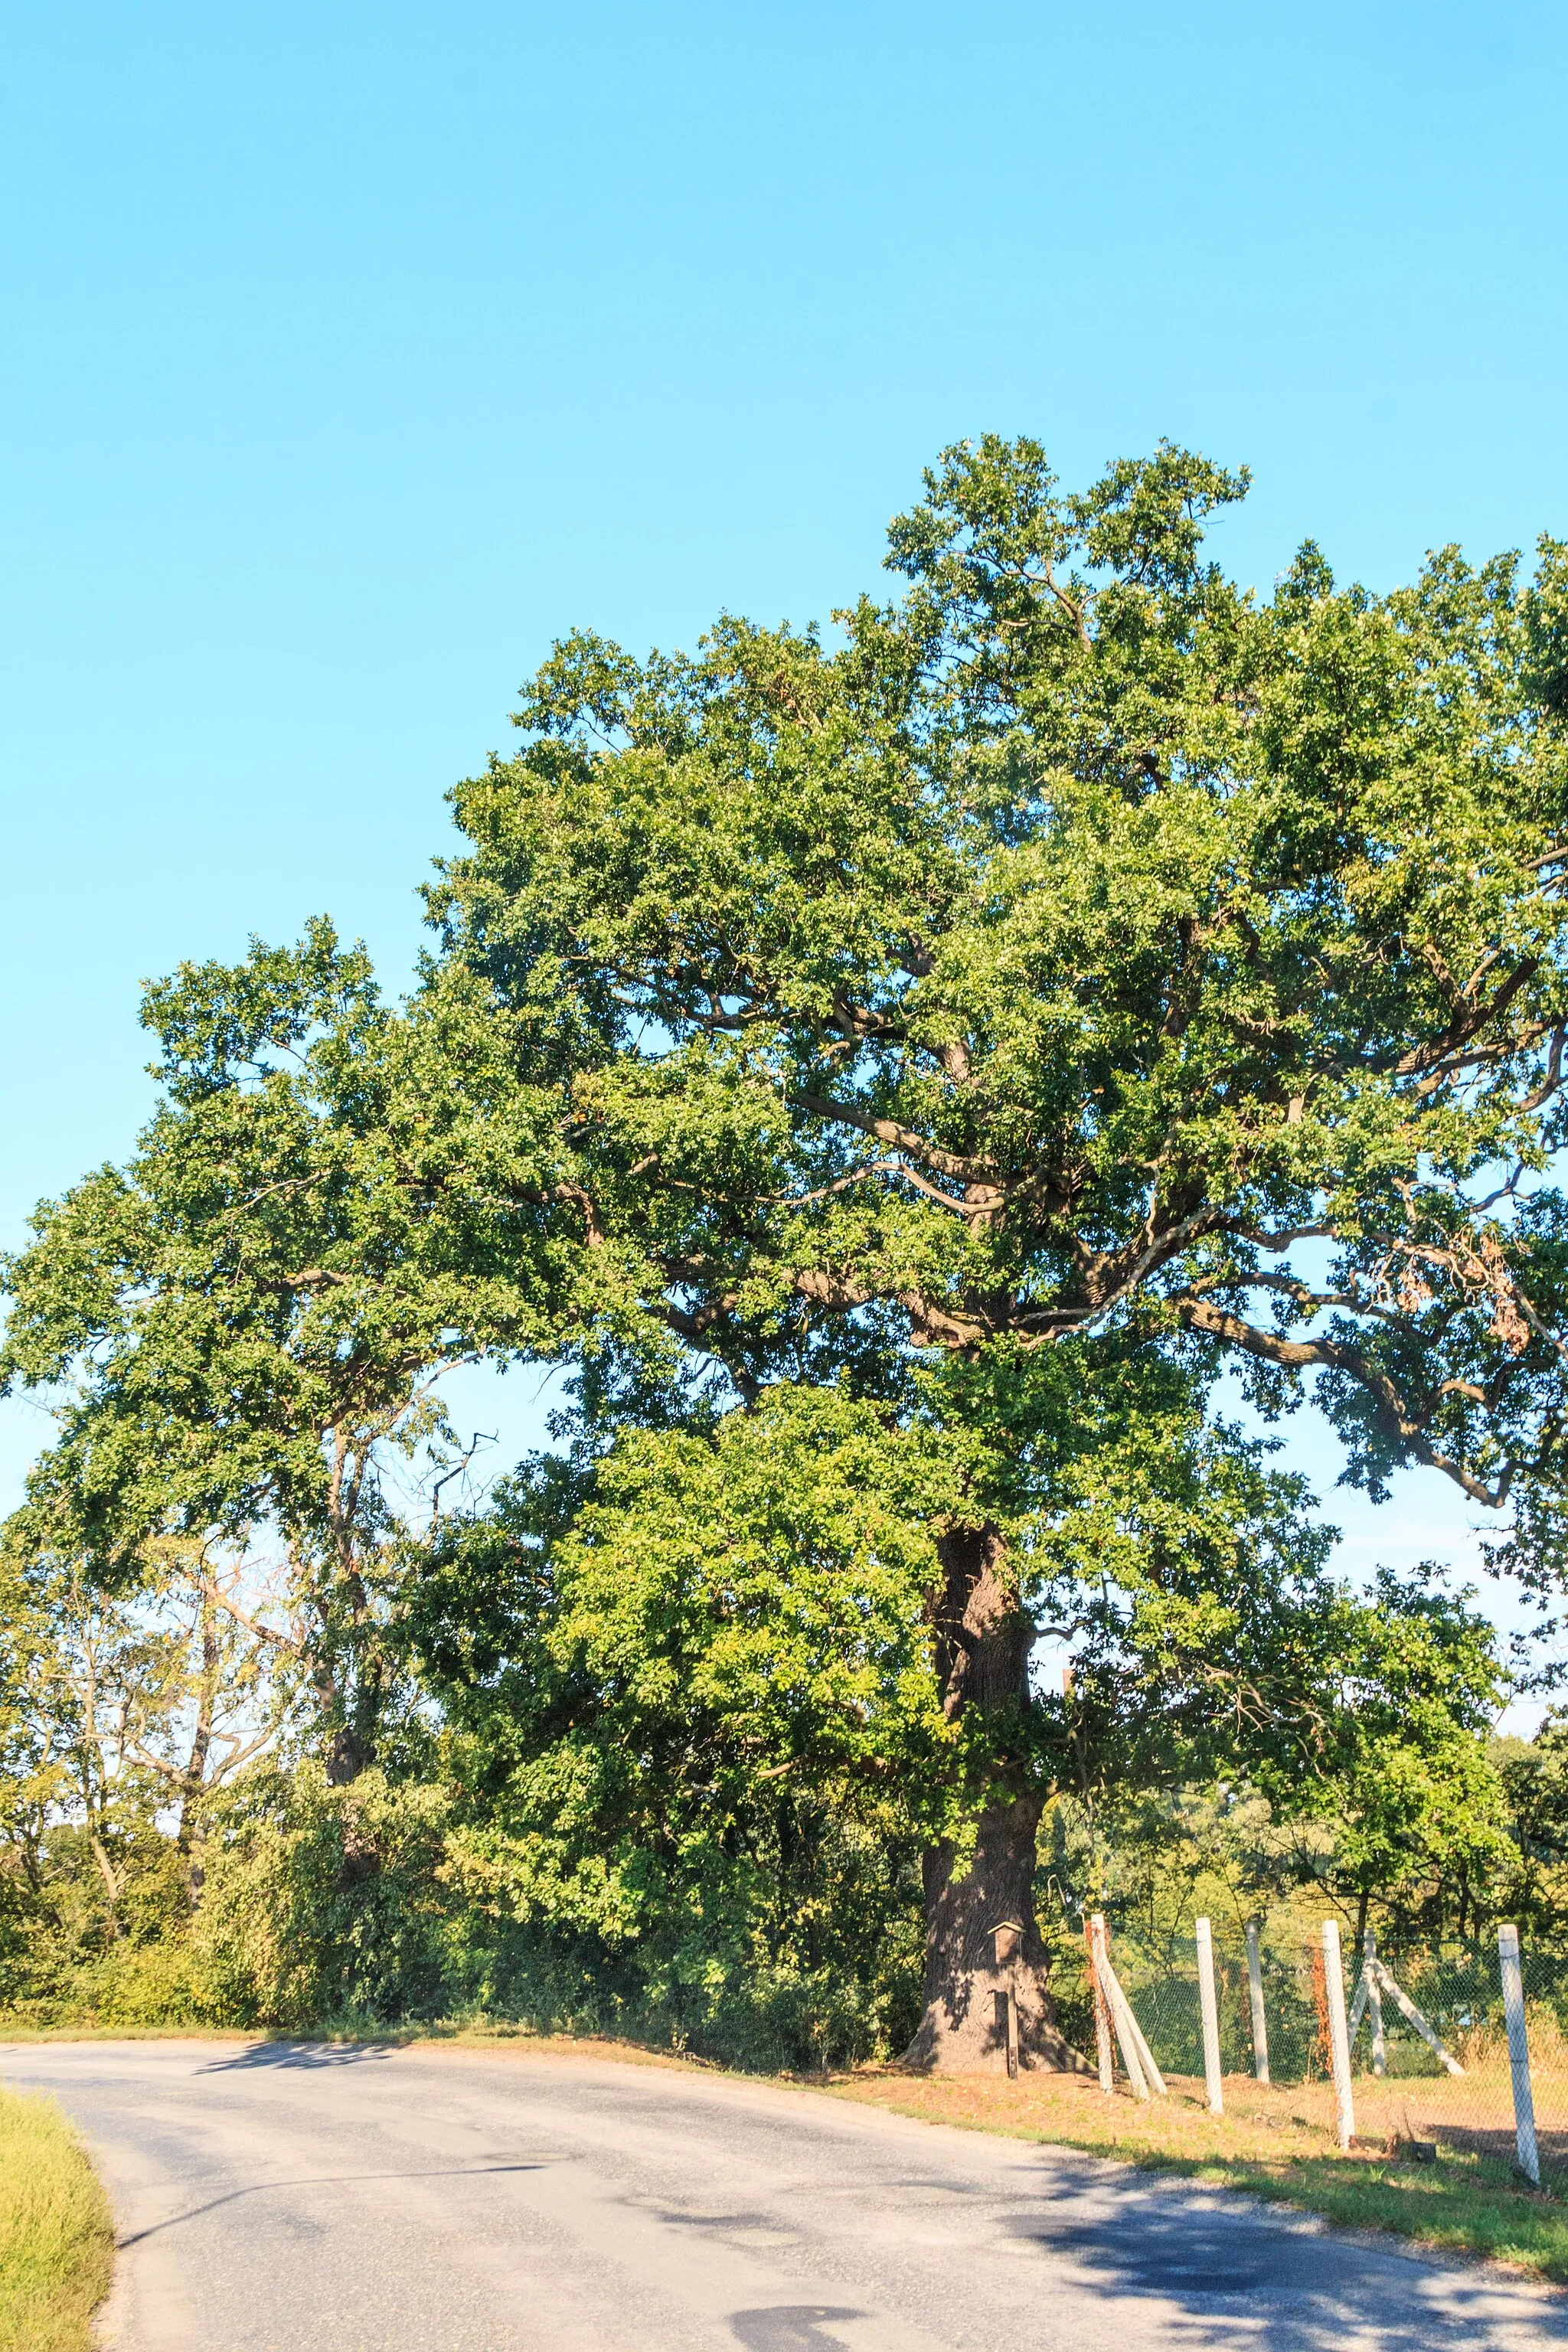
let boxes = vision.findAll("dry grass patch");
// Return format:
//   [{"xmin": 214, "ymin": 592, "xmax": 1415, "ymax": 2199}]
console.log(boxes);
[{"xmin": 0, "ymin": 2086, "xmax": 115, "ymax": 2352}]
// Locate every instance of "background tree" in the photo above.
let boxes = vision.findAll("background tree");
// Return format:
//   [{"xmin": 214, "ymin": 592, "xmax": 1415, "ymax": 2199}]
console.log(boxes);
[
  {"xmin": 1263, "ymin": 1567, "xmax": 1510, "ymax": 1946},
  {"xmin": 0, "ymin": 1526, "xmax": 283, "ymax": 2015},
  {"xmin": 1067, "ymin": 1570, "xmax": 1511, "ymax": 1952},
  {"xmin": 0, "ymin": 922, "xmax": 578, "ymax": 1785},
  {"xmin": 1494, "ymin": 1718, "xmax": 1568, "ymax": 1936}
]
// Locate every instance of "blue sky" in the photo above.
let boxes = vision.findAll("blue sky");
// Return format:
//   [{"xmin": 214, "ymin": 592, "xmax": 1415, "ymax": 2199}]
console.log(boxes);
[{"xmin": 3, "ymin": 1, "xmax": 1566, "ymax": 1681}]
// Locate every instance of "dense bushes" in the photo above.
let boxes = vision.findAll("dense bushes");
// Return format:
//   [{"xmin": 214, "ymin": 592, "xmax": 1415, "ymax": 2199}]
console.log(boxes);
[
  {"xmin": 0, "ymin": 1758, "xmax": 929, "ymax": 2066},
  {"xmin": 189, "ymin": 1768, "xmax": 459, "ymax": 2030},
  {"xmin": 0, "ymin": 1388, "xmax": 1545, "ymax": 2067},
  {"xmin": 195, "ymin": 1762, "xmax": 928, "ymax": 2064}
]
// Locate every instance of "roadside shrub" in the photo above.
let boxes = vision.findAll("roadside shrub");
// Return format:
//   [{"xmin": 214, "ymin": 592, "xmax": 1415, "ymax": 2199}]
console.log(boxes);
[{"xmin": 192, "ymin": 1766, "xmax": 457, "ymax": 2029}]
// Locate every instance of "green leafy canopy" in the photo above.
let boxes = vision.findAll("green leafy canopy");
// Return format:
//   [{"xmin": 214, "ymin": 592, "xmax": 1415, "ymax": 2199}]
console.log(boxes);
[{"xmin": 434, "ymin": 437, "xmax": 1568, "ymax": 1573}]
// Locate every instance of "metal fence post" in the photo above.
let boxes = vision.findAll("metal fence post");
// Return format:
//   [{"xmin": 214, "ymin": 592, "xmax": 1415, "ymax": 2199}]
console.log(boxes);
[
  {"xmin": 1245, "ymin": 1919, "xmax": 1270, "ymax": 2084},
  {"xmin": 1322, "ymin": 1919, "xmax": 1356, "ymax": 2151},
  {"xmin": 1498, "ymin": 1922, "xmax": 1540, "ymax": 2187},
  {"xmin": 1195, "ymin": 1916, "xmax": 1223, "ymax": 2115}
]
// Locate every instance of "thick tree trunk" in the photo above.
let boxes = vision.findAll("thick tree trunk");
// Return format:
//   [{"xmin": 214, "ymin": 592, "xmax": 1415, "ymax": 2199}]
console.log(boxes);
[
  {"xmin": 325, "ymin": 1721, "xmax": 371, "ymax": 1785},
  {"xmin": 903, "ymin": 1525, "xmax": 1089, "ymax": 2074}
]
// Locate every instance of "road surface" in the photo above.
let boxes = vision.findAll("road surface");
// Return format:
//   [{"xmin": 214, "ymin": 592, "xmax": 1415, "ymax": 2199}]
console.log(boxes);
[{"xmin": 4, "ymin": 2038, "xmax": 1565, "ymax": 2350}]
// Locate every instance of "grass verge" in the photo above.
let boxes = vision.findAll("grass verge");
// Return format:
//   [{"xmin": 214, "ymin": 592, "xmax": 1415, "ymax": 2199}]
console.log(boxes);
[
  {"xmin": 0, "ymin": 2085, "xmax": 115, "ymax": 2352},
  {"xmin": 823, "ymin": 2067, "xmax": 1568, "ymax": 2284}
]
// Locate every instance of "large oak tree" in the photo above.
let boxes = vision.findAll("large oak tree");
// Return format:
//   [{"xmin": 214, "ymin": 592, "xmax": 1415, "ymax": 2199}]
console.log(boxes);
[
  {"xmin": 426, "ymin": 437, "xmax": 1568, "ymax": 2063},
  {"xmin": 8, "ymin": 436, "xmax": 1568, "ymax": 2066}
]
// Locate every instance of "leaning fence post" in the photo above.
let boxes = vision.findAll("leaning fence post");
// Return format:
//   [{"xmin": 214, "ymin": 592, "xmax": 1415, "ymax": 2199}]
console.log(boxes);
[
  {"xmin": 1246, "ymin": 1920, "xmax": 1270, "ymax": 2084},
  {"xmin": 1364, "ymin": 1926, "xmax": 1386, "ymax": 2076},
  {"xmin": 1370, "ymin": 1956, "xmax": 1465, "ymax": 2075},
  {"xmin": 1092, "ymin": 1916, "xmax": 1149, "ymax": 2099},
  {"xmin": 1322, "ymin": 1919, "xmax": 1356, "ymax": 2151},
  {"xmin": 1195, "ymin": 1916, "xmax": 1223, "ymax": 2115},
  {"xmin": 1498, "ymin": 1922, "xmax": 1540, "ymax": 2187},
  {"xmin": 1086, "ymin": 1915, "xmax": 1114, "ymax": 2094}
]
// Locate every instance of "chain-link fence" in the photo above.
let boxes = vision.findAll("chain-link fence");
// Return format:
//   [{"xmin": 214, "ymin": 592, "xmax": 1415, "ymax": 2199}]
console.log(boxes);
[{"xmin": 1076, "ymin": 1916, "xmax": 1567, "ymax": 2189}]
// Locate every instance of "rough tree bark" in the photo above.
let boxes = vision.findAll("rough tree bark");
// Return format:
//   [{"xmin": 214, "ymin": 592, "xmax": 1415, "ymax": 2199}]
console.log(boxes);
[
  {"xmin": 176, "ymin": 1588, "xmax": 218, "ymax": 1905},
  {"xmin": 903, "ymin": 1524, "xmax": 1089, "ymax": 2073}
]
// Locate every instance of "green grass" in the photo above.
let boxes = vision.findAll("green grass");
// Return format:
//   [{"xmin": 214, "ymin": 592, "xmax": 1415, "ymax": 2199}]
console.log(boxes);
[
  {"xmin": 0, "ymin": 2086, "xmax": 115, "ymax": 2352},
  {"xmin": 1173, "ymin": 2147, "xmax": 1568, "ymax": 2277},
  {"xmin": 1024, "ymin": 2132, "xmax": 1568, "ymax": 2280}
]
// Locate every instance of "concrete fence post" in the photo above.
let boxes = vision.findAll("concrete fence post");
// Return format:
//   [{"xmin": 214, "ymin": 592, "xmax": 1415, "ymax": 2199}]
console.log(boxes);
[
  {"xmin": 1245, "ymin": 1920, "xmax": 1270, "ymax": 2084},
  {"xmin": 1195, "ymin": 1916, "xmax": 1223, "ymax": 2115},
  {"xmin": 1364, "ymin": 1927, "xmax": 1386, "ymax": 2076},
  {"xmin": 1322, "ymin": 1919, "xmax": 1356, "ymax": 2151},
  {"xmin": 1498, "ymin": 1922, "xmax": 1540, "ymax": 2187}
]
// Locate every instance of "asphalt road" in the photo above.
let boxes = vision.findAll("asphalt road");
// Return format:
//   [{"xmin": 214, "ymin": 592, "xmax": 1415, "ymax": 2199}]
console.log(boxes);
[{"xmin": 5, "ymin": 2040, "xmax": 1566, "ymax": 2351}]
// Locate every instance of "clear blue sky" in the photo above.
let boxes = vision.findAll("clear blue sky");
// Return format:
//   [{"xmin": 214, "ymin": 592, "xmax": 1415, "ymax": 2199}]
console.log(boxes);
[{"xmin": 4, "ymin": 0, "xmax": 1566, "ymax": 1657}]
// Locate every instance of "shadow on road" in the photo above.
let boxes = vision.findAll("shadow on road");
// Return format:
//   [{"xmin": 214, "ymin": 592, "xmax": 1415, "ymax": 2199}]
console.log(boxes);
[
  {"xmin": 200, "ymin": 2039, "xmax": 402, "ymax": 2071},
  {"xmin": 1000, "ymin": 2191, "xmax": 1564, "ymax": 2349},
  {"xmin": 730, "ymin": 2310, "xmax": 864, "ymax": 2350},
  {"xmin": 116, "ymin": 2163, "xmax": 551, "ymax": 2247}
]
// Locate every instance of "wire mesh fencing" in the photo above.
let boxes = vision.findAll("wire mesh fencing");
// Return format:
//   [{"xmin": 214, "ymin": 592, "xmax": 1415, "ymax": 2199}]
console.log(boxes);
[{"xmin": 1079, "ymin": 1916, "xmax": 1568, "ymax": 2189}]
